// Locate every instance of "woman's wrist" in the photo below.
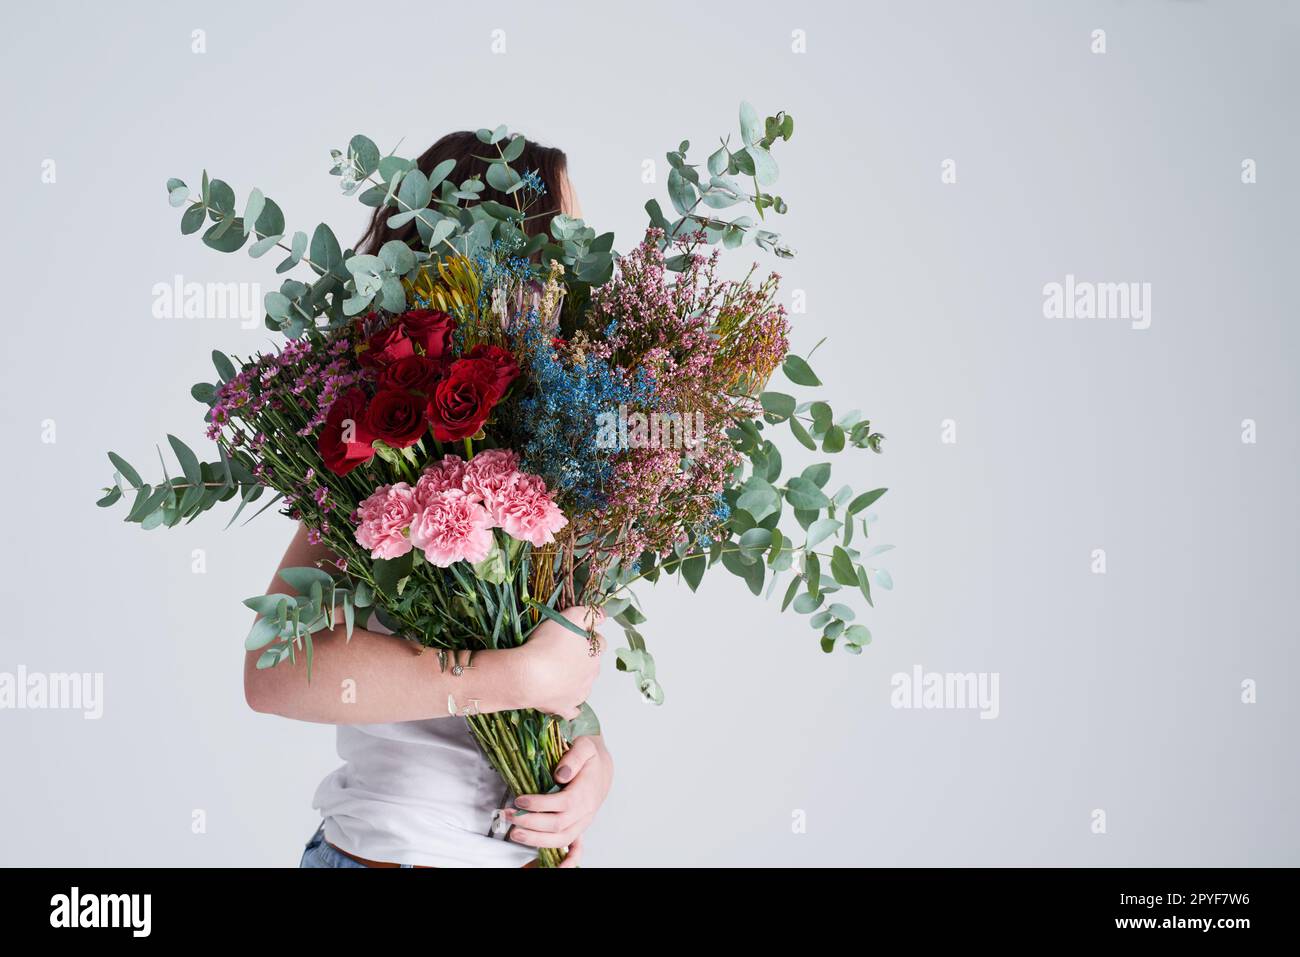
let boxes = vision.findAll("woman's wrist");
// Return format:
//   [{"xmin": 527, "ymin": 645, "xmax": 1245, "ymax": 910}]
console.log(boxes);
[{"xmin": 445, "ymin": 646, "xmax": 528, "ymax": 714}]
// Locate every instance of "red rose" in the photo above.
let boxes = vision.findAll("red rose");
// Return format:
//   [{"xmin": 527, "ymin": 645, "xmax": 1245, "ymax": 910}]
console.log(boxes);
[
  {"xmin": 359, "ymin": 323, "xmax": 417, "ymax": 369},
  {"xmin": 427, "ymin": 360, "xmax": 502, "ymax": 441},
  {"xmin": 358, "ymin": 310, "xmax": 457, "ymax": 368},
  {"xmin": 365, "ymin": 388, "xmax": 431, "ymax": 448},
  {"xmin": 400, "ymin": 309, "xmax": 456, "ymax": 360},
  {"xmin": 319, "ymin": 388, "xmax": 377, "ymax": 476},
  {"xmin": 465, "ymin": 344, "xmax": 521, "ymax": 399},
  {"xmin": 377, "ymin": 354, "xmax": 446, "ymax": 394}
]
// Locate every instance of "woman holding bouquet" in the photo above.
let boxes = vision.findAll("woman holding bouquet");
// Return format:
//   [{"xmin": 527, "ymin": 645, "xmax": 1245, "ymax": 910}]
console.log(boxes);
[{"xmin": 244, "ymin": 133, "xmax": 615, "ymax": 869}]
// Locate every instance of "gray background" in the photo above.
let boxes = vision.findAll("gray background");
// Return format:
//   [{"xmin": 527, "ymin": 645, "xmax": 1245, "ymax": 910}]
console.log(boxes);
[{"xmin": 1, "ymin": 0, "xmax": 1296, "ymax": 866}]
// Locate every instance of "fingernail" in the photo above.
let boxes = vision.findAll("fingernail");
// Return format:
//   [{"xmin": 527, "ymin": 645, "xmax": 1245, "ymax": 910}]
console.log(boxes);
[
  {"xmin": 514, "ymin": 797, "xmax": 530, "ymax": 809},
  {"xmin": 555, "ymin": 766, "xmax": 573, "ymax": 783}
]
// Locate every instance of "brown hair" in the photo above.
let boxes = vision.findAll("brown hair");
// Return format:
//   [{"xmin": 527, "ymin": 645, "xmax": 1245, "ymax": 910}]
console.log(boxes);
[{"xmin": 355, "ymin": 131, "xmax": 568, "ymax": 255}]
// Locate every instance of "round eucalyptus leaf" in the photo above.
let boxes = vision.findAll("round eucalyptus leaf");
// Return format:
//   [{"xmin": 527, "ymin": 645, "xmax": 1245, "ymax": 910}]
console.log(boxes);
[
  {"xmin": 378, "ymin": 155, "xmax": 414, "ymax": 181},
  {"xmin": 501, "ymin": 135, "xmax": 526, "ymax": 163},
  {"xmin": 486, "ymin": 162, "xmax": 520, "ymax": 193},
  {"xmin": 349, "ymin": 134, "xmax": 381, "ymax": 176},
  {"xmin": 379, "ymin": 276, "xmax": 405, "ymax": 312},
  {"xmin": 792, "ymin": 591, "xmax": 823, "ymax": 614},
  {"xmin": 782, "ymin": 354, "xmax": 821, "ymax": 386},
  {"xmin": 180, "ymin": 205, "xmax": 205, "ymax": 235},
  {"xmin": 242, "ymin": 188, "xmax": 265, "ymax": 234},
  {"xmin": 748, "ymin": 144, "xmax": 779, "ymax": 186},
  {"xmin": 254, "ymin": 196, "xmax": 285, "ymax": 238},
  {"xmin": 378, "ymin": 240, "xmax": 416, "ymax": 275},
  {"xmin": 202, "ymin": 219, "xmax": 249, "ymax": 252},
  {"xmin": 248, "ymin": 233, "xmax": 283, "ymax": 258},
  {"xmin": 784, "ymin": 477, "xmax": 830, "ymax": 510},
  {"xmin": 263, "ymin": 291, "xmax": 292, "ymax": 319},
  {"xmin": 208, "ymin": 179, "xmax": 236, "ymax": 215},
  {"xmin": 760, "ymin": 391, "xmax": 796, "ymax": 419},
  {"xmin": 845, "ymin": 624, "xmax": 872, "ymax": 646},
  {"xmin": 739, "ymin": 101, "xmax": 763, "ymax": 147}
]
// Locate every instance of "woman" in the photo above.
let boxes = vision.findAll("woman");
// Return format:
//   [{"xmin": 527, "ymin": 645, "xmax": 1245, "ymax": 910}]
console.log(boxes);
[{"xmin": 245, "ymin": 132, "xmax": 614, "ymax": 869}]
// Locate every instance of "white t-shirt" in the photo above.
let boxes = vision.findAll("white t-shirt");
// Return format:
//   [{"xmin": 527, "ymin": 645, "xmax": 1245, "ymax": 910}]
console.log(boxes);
[{"xmin": 311, "ymin": 622, "xmax": 537, "ymax": 868}]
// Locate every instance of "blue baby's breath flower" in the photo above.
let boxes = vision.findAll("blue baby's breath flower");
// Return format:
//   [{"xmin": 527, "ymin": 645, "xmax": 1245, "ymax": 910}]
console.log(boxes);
[
  {"xmin": 520, "ymin": 169, "xmax": 547, "ymax": 196},
  {"xmin": 512, "ymin": 312, "xmax": 656, "ymax": 510},
  {"xmin": 470, "ymin": 241, "xmax": 536, "ymax": 321}
]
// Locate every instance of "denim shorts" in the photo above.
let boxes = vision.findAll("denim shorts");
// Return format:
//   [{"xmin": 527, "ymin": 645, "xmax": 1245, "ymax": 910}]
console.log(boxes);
[{"xmin": 300, "ymin": 824, "xmax": 423, "ymax": 869}]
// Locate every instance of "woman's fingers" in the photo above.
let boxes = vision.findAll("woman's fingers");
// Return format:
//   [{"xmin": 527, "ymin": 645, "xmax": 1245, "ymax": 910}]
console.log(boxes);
[
  {"xmin": 508, "ymin": 812, "xmax": 592, "ymax": 848},
  {"xmin": 507, "ymin": 807, "xmax": 570, "ymax": 834},
  {"xmin": 512, "ymin": 782, "xmax": 585, "ymax": 816},
  {"xmin": 561, "ymin": 604, "xmax": 605, "ymax": 632},
  {"xmin": 553, "ymin": 735, "xmax": 597, "ymax": 784},
  {"xmin": 510, "ymin": 792, "xmax": 568, "ymax": 815},
  {"xmin": 558, "ymin": 835, "xmax": 583, "ymax": 868},
  {"xmin": 508, "ymin": 822, "xmax": 577, "ymax": 848}
]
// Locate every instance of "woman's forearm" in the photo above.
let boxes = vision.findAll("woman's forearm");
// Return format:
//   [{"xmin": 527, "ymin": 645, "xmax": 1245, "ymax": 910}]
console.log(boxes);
[
  {"xmin": 244, "ymin": 622, "xmax": 524, "ymax": 724},
  {"xmin": 247, "ymin": 523, "xmax": 601, "ymax": 723},
  {"xmin": 246, "ymin": 522, "xmax": 525, "ymax": 724}
]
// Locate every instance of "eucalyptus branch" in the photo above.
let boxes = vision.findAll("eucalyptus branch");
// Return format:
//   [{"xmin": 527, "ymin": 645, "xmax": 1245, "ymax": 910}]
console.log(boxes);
[
  {"xmin": 183, "ymin": 199, "xmax": 328, "ymax": 273},
  {"xmin": 600, "ymin": 541, "xmax": 834, "ymax": 598}
]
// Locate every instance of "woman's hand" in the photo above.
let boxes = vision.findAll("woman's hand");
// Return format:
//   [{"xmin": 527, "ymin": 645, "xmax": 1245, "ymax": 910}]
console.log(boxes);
[
  {"xmin": 512, "ymin": 606, "xmax": 605, "ymax": 719},
  {"xmin": 504, "ymin": 734, "xmax": 614, "ymax": 867}
]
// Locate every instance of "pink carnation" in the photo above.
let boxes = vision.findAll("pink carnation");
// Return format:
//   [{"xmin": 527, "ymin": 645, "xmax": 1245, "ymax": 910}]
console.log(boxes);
[
  {"xmin": 409, "ymin": 489, "xmax": 494, "ymax": 567},
  {"xmin": 462, "ymin": 448, "xmax": 521, "ymax": 517},
  {"xmin": 414, "ymin": 455, "xmax": 467, "ymax": 509},
  {"xmin": 494, "ymin": 472, "xmax": 568, "ymax": 547},
  {"xmin": 354, "ymin": 483, "xmax": 416, "ymax": 559}
]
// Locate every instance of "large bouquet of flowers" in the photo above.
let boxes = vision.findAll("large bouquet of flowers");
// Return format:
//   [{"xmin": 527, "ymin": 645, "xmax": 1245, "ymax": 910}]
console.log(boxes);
[{"xmin": 99, "ymin": 104, "xmax": 892, "ymax": 866}]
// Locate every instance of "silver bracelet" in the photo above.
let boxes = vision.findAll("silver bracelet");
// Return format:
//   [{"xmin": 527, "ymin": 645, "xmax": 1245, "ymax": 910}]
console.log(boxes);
[{"xmin": 438, "ymin": 648, "xmax": 475, "ymax": 676}]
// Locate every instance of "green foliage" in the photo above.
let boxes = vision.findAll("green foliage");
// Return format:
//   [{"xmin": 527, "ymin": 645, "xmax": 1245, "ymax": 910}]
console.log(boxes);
[
  {"xmin": 244, "ymin": 566, "xmax": 372, "ymax": 679},
  {"xmin": 613, "ymin": 622, "xmax": 664, "ymax": 706},
  {"xmin": 116, "ymin": 102, "xmax": 892, "ymax": 706},
  {"xmin": 695, "ymin": 347, "xmax": 892, "ymax": 653},
  {"xmin": 98, "ymin": 441, "xmax": 268, "ymax": 531},
  {"xmin": 163, "ymin": 118, "xmax": 644, "ymax": 337},
  {"xmin": 647, "ymin": 102, "xmax": 797, "ymax": 269},
  {"xmin": 558, "ymin": 702, "xmax": 603, "ymax": 741}
]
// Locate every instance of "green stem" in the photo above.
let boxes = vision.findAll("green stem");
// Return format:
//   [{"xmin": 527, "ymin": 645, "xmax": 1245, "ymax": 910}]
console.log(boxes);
[{"xmin": 467, "ymin": 711, "xmax": 569, "ymax": 868}]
